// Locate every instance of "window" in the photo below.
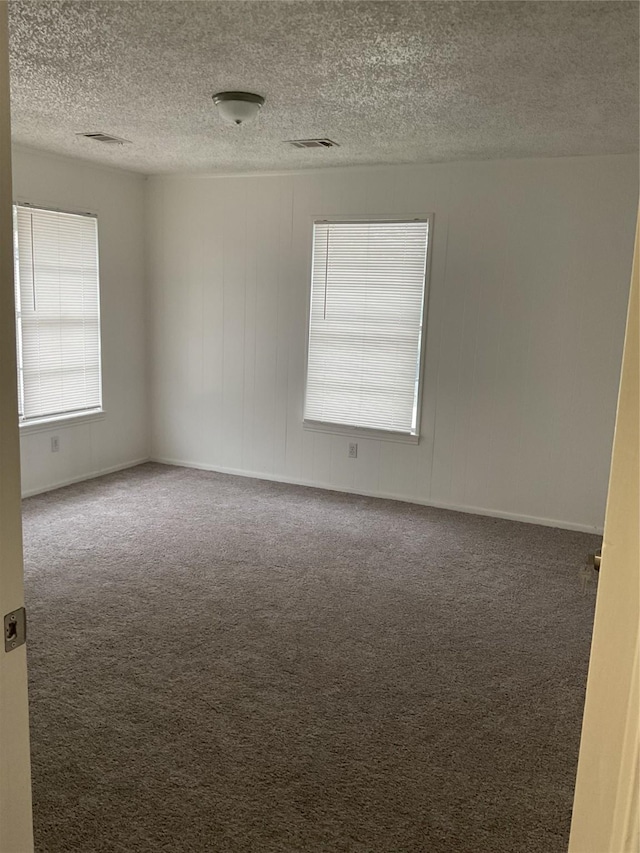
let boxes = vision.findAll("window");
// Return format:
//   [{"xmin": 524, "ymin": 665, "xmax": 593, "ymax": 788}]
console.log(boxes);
[
  {"xmin": 13, "ymin": 205, "xmax": 102, "ymax": 425},
  {"xmin": 304, "ymin": 218, "xmax": 431, "ymax": 438}
]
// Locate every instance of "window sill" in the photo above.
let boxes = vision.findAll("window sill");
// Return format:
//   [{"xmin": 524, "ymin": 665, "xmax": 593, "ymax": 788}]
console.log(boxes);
[
  {"xmin": 303, "ymin": 419, "xmax": 420, "ymax": 445},
  {"xmin": 19, "ymin": 410, "xmax": 106, "ymax": 435}
]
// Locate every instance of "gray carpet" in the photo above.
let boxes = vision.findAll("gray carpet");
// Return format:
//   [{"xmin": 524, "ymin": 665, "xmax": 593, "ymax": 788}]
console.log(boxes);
[{"xmin": 22, "ymin": 462, "xmax": 599, "ymax": 853}]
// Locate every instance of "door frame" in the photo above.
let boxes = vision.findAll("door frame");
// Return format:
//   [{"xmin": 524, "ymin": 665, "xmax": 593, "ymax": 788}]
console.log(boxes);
[{"xmin": 0, "ymin": 3, "xmax": 34, "ymax": 851}]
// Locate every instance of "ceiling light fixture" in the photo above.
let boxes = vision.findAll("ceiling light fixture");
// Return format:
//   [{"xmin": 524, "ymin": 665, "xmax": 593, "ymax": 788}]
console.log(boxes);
[{"xmin": 212, "ymin": 91, "xmax": 265, "ymax": 126}]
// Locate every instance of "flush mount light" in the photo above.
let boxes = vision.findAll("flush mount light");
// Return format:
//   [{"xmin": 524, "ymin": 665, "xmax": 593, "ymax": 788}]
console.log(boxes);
[{"xmin": 212, "ymin": 91, "xmax": 265, "ymax": 126}]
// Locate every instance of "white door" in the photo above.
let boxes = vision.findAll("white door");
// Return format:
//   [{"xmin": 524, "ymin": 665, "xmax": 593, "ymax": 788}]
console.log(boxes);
[
  {"xmin": 569, "ymin": 211, "xmax": 639, "ymax": 852},
  {"xmin": 0, "ymin": 4, "xmax": 34, "ymax": 851}
]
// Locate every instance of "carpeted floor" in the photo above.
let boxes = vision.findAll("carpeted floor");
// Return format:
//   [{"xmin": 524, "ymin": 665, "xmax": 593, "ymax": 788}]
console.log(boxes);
[{"xmin": 22, "ymin": 462, "xmax": 599, "ymax": 853}]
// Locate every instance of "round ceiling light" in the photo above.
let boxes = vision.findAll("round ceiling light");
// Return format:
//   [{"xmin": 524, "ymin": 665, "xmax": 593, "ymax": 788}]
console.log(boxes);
[{"xmin": 212, "ymin": 91, "xmax": 265, "ymax": 126}]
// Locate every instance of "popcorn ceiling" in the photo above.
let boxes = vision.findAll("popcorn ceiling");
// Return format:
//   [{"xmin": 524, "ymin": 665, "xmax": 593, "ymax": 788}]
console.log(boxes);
[{"xmin": 7, "ymin": 0, "xmax": 639, "ymax": 175}]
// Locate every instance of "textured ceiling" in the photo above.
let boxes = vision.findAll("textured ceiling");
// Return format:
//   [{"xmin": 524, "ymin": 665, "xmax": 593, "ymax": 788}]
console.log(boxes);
[{"xmin": 8, "ymin": 0, "xmax": 640, "ymax": 175}]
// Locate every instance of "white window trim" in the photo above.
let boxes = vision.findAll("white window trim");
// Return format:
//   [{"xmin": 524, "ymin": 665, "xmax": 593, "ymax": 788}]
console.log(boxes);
[
  {"xmin": 302, "ymin": 213, "xmax": 434, "ymax": 444},
  {"xmin": 303, "ymin": 419, "xmax": 421, "ymax": 445},
  {"xmin": 14, "ymin": 199, "xmax": 99, "ymax": 219},
  {"xmin": 19, "ymin": 409, "xmax": 106, "ymax": 435}
]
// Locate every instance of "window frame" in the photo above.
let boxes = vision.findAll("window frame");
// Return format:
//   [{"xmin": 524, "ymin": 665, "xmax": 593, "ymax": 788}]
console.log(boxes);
[
  {"xmin": 302, "ymin": 213, "xmax": 434, "ymax": 444},
  {"xmin": 13, "ymin": 200, "xmax": 105, "ymax": 431}
]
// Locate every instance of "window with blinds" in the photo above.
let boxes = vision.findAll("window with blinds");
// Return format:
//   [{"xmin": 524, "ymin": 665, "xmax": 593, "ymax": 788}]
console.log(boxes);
[
  {"xmin": 13, "ymin": 205, "xmax": 102, "ymax": 424},
  {"xmin": 304, "ymin": 219, "xmax": 430, "ymax": 436}
]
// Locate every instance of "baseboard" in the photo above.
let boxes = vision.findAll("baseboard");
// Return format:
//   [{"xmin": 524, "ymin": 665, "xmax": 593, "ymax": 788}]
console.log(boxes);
[
  {"xmin": 151, "ymin": 455, "xmax": 603, "ymax": 535},
  {"xmin": 21, "ymin": 457, "xmax": 151, "ymax": 498}
]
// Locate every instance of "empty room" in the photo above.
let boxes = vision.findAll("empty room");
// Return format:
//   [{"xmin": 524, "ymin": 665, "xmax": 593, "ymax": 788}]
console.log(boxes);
[{"xmin": 0, "ymin": 2, "xmax": 638, "ymax": 852}]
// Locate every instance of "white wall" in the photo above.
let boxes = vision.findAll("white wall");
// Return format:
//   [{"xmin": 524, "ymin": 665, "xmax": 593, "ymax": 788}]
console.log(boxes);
[
  {"xmin": 12, "ymin": 146, "xmax": 149, "ymax": 496},
  {"xmin": 147, "ymin": 154, "xmax": 638, "ymax": 532}
]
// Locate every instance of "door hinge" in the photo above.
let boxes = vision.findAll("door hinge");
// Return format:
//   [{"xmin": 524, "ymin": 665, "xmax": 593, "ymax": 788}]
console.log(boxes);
[{"xmin": 587, "ymin": 549, "xmax": 602, "ymax": 572}]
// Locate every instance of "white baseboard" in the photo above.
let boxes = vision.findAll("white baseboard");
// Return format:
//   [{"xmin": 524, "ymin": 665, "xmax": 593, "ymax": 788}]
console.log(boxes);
[
  {"xmin": 151, "ymin": 455, "xmax": 603, "ymax": 535},
  {"xmin": 21, "ymin": 457, "xmax": 150, "ymax": 499}
]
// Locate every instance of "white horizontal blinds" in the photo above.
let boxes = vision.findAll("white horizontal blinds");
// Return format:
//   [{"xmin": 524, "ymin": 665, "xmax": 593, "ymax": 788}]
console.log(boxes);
[
  {"xmin": 15, "ymin": 205, "xmax": 102, "ymax": 421},
  {"xmin": 305, "ymin": 220, "xmax": 429, "ymax": 434}
]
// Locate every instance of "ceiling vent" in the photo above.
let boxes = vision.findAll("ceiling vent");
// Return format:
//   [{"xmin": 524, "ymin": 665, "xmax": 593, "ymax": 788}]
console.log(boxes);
[
  {"xmin": 287, "ymin": 138, "xmax": 339, "ymax": 149},
  {"xmin": 76, "ymin": 132, "xmax": 131, "ymax": 145}
]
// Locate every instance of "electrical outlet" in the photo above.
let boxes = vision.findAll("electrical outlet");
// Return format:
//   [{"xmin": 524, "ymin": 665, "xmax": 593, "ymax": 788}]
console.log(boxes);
[
  {"xmin": 348, "ymin": 442, "xmax": 358, "ymax": 459},
  {"xmin": 51, "ymin": 435, "xmax": 60, "ymax": 453}
]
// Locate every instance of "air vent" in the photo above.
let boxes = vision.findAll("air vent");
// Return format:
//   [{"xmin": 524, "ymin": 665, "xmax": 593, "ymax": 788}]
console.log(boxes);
[
  {"xmin": 76, "ymin": 132, "xmax": 131, "ymax": 145},
  {"xmin": 287, "ymin": 138, "xmax": 339, "ymax": 149}
]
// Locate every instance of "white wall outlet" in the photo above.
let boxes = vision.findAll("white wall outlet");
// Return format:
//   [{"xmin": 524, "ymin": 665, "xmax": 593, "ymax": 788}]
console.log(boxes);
[
  {"xmin": 348, "ymin": 442, "xmax": 358, "ymax": 459},
  {"xmin": 50, "ymin": 435, "xmax": 60, "ymax": 453}
]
